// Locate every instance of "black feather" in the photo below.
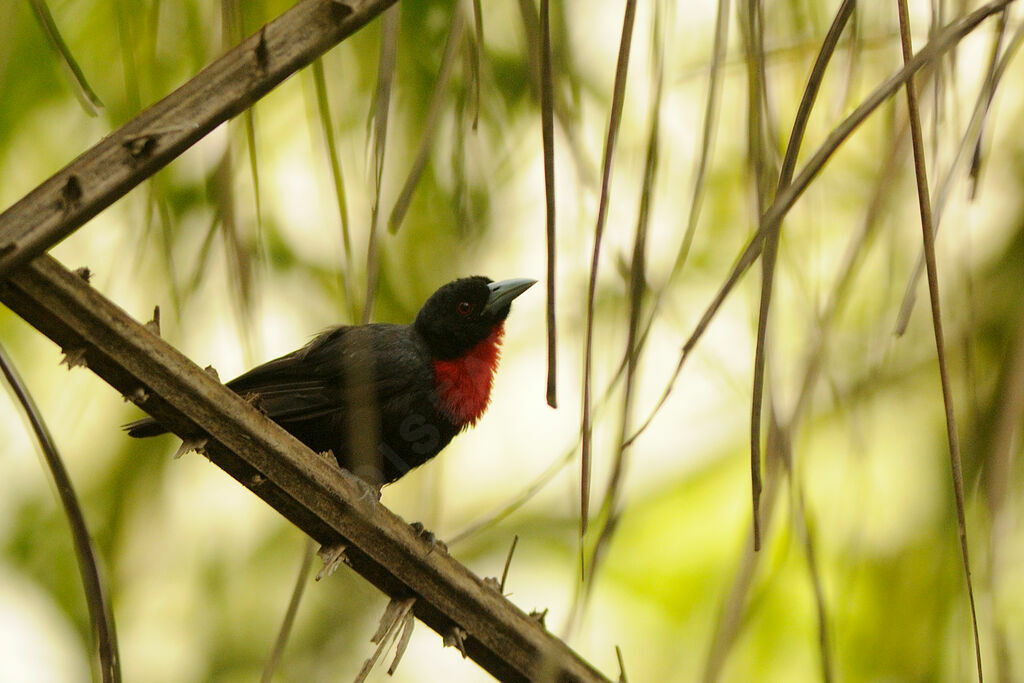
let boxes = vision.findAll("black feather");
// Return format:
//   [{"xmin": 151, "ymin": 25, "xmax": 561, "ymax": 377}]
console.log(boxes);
[{"xmin": 125, "ymin": 276, "xmax": 534, "ymax": 486}]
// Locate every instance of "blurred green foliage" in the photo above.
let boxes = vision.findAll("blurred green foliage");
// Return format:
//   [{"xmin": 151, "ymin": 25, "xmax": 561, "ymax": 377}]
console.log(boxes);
[{"xmin": 1, "ymin": 1, "xmax": 1023, "ymax": 682}]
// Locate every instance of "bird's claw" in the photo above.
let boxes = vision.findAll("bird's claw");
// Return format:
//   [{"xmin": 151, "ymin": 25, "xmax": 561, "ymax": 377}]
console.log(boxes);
[
  {"xmin": 337, "ymin": 466, "xmax": 383, "ymax": 502},
  {"xmin": 357, "ymin": 478, "xmax": 383, "ymax": 502},
  {"xmin": 316, "ymin": 543, "xmax": 349, "ymax": 581},
  {"xmin": 410, "ymin": 522, "xmax": 447, "ymax": 555}
]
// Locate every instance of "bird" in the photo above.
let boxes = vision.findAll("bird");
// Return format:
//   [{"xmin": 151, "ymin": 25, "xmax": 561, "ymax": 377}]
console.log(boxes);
[{"xmin": 125, "ymin": 276, "xmax": 535, "ymax": 488}]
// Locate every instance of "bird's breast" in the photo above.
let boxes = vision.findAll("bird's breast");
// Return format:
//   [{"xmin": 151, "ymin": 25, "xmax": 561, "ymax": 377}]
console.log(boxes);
[{"xmin": 431, "ymin": 323, "xmax": 504, "ymax": 427}]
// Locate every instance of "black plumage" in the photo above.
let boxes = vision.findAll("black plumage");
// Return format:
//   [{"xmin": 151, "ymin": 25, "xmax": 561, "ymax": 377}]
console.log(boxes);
[{"xmin": 126, "ymin": 276, "xmax": 535, "ymax": 486}]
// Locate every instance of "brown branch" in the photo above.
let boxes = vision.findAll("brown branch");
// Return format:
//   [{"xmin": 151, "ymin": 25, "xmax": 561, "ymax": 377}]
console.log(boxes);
[
  {"xmin": 0, "ymin": 254, "xmax": 609, "ymax": 683},
  {"xmin": 0, "ymin": 0, "xmax": 398, "ymax": 279}
]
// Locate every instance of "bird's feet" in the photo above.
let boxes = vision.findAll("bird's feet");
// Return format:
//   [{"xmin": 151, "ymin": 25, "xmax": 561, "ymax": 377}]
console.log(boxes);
[
  {"xmin": 356, "ymin": 478, "xmax": 384, "ymax": 502},
  {"xmin": 410, "ymin": 522, "xmax": 448, "ymax": 555},
  {"xmin": 335, "ymin": 463, "xmax": 384, "ymax": 502}
]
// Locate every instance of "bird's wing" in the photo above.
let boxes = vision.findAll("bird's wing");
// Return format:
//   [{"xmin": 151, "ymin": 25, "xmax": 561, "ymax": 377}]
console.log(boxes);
[
  {"xmin": 227, "ymin": 324, "xmax": 429, "ymax": 424},
  {"xmin": 225, "ymin": 326, "xmax": 348, "ymax": 423},
  {"xmin": 123, "ymin": 340, "xmax": 336, "ymax": 437},
  {"xmin": 125, "ymin": 324, "xmax": 430, "ymax": 437}
]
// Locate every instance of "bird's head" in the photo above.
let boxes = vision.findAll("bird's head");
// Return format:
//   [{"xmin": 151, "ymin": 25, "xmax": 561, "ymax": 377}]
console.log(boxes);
[{"xmin": 414, "ymin": 276, "xmax": 536, "ymax": 359}]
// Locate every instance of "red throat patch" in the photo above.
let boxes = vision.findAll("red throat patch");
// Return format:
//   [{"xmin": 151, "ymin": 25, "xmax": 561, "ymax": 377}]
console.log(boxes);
[{"xmin": 433, "ymin": 323, "xmax": 505, "ymax": 427}]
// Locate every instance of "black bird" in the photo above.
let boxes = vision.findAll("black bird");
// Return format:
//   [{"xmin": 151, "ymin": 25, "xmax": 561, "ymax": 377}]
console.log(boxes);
[{"xmin": 126, "ymin": 276, "xmax": 535, "ymax": 487}]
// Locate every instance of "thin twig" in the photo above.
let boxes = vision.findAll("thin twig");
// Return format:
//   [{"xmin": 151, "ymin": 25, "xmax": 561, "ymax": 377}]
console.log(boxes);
[
  {"xmin": 584, "ymin": 0, "xmax": 664, "ymax": 606},
  {"xmin": 28, "ymin": 0, "xmax": 104, "ymax": 114},
  {"xmin": 626, "ymin": 0, "xmax": 1012, "ymax": 446},
  {"xmin": 515, "ymin": 0, "xmax": 596, "ymax": 188},
  {"xmin": 540, "ymin": 0, "xmax": 558, "ymax": 409},
  {"xmin": 615, "ymin": 645, "xmax": 628, "ymax": 683},
  {"xmin": 363, "ymin": 4, "xmax": 400, "ymax": 325},
  {"xmin": 671, "ymin": 0, "xmax": 731, "ymax": 281},
  {"xmin": 0, "ymin": 341, "xmax": 120, "ymax": 682},
  {"xmin": 580, "ymin": 0, "xmax": 637, "ymax": 548},
  {"xmin": 895, "ymin": 2, "xmax": 982, "ymax": 679},
  {"xmin": 499, "ymin": 534, "xmax": 519, "ymax": 594},
  {"xmin": 469, "ymin": 0, "xmax": 484, "ymax": 128},
  {"xmin": 894, "ymin": 16, "xmax": 1024, "ymax": 335},
  {"xmin": 605, "ymin": 0, "xmax": 730, "ymax": 440},
  {"xmin": 750, "ymin": 0, "xmax": 855, "ymax": 551},
  {"xmin": 741, "ymin": 0, "xmax": 773, "ymax": 552}
]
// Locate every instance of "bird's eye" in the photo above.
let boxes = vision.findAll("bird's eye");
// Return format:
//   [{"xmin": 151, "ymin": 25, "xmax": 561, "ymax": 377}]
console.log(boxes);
[{"xmin": 456, "ymin": 301, "xmax": 472, "ymax": 316}]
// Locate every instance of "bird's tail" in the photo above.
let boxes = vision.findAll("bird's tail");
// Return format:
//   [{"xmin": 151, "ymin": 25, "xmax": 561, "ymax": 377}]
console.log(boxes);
[{"xmin": 123, "ymin": 417, "xmax": 168, "ymax": 438}]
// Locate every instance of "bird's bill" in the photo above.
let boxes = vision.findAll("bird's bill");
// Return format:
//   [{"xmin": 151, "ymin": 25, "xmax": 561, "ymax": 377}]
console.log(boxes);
[{"xmin": 483, "ymin": 278, "xmax": 537, "ymax": 315}]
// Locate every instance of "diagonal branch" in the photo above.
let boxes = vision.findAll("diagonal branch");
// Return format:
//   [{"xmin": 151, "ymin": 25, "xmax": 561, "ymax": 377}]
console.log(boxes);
[
  {"xmin": 0, "ymin": 253, "xmax": 609, "ymax": 683},
  {"xmin": 0, "ymin": 0, "xmax": 399, "ymax": 279}
]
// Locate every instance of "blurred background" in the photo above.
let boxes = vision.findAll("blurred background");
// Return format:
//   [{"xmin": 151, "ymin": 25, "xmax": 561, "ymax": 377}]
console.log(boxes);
[{"xmin": 1, "ymin": 0, "xmax": 1023, "ymax": 680}]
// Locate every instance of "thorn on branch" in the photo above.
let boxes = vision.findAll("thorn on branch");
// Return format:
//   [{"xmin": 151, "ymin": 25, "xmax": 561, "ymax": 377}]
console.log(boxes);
[
  {"xmin": 73, "ymin": 266, "xmax": 92, "ymax": 283},
  {"xmin": 203, "ymin": 365, "xmax": 221, "ymax": 382},
  {"xmin": 328, "ymin": 0, "xmax": 356, "ymax": 20},
  {"xmin": 255, "ymin": 26, "xmax": 269, "ymax": 76},
  {"xmin": 122, "ymin": 134, "xmax": 159, "ymax": 161},
  {"xmin": 316, "ymin": 543, "xmax": 349, "ymax": 581},
  {"xmin": 144, "ymin": 306, "xmax": 161, "ymax": 337},
  {"xmin": 173, "ymin": 437, "xmax": 207, "ymax": 460},
  {"xmin": 482, "ymin": 576, "xmax": 501, "ymax": 592},
  {"xmin": 123, "ymin": 387, "xmax": 149, "ymax": 404},
  {"xmin": 529, "ymin": 608, "xmax": 548, "ymax": 628},
  {"xmin": 59, "ymin": 175, "xmax": 82, "ymax": 211},
  {"xmin": 60, "ymin": 346, "xmax": 88, "ymax": 369},
  {"xmin": 443, "ymin": 625, "xmax": 468, "ymax": 658}
]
